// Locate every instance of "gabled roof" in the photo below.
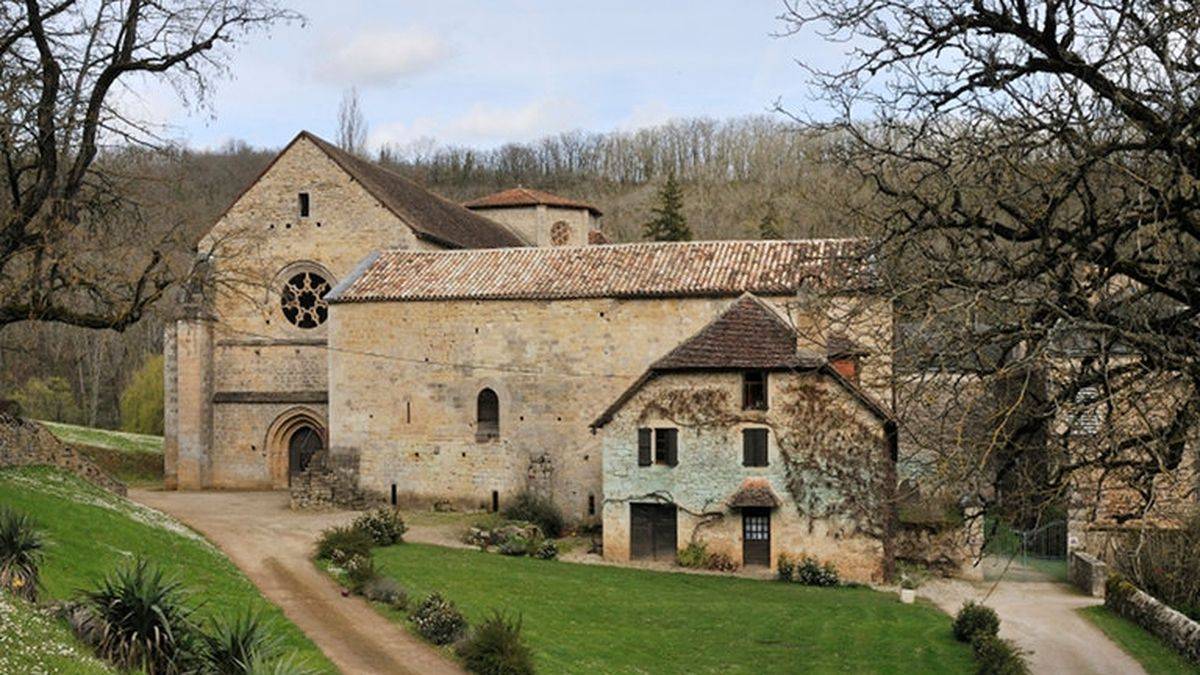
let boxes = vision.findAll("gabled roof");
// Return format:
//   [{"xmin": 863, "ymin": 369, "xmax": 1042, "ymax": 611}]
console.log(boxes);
[
  {"xmin": 327, "ymin": 239, "xmax": 873, "ymax": 303},
  {"xmin": 590, "ymin": 294, "xmax": 894, "ymax": 429},
  {"xmin": 728, "ymin": 478, "xmax": 782, "ymax": 508},
  {"xmin": 299, "ymin": 133, "xmax": 527, "ymax": 249},
  {"xmin": 208, "ymin": 132, "xmax": 527, "ymax": 250},
  {"xmin": 651, "ymin": 294, "xmax": 819, "ymax": 370},
  {"xmin": 464, "ymin": 187, "xmax": 602, "ymax": 216}
]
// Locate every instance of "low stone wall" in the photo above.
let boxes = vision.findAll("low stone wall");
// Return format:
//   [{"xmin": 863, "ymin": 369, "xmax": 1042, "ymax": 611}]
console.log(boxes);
[
  {"xmin": 1107, "ymin": 577, "xmax": 1200, "ymax": 664},
  {"xmin": 0, "ymin": 413, "xmax": 127, "ymax": 496},
  {"xmin": 289, "ymin": 451, "xmax": 383, "ymax": 510},
  {"xmin": 894, "ymin": 511, "xmax": 984, "ymax": 579},
  {"xmin": 1068, "ymin": 550, "xmax": 1108, "ymax": 597}
]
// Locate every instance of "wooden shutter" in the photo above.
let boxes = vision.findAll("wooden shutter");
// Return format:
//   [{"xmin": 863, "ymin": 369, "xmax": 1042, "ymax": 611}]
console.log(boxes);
[
  {"xmin": 663, "ymin": 429, "xmax": 679, "ymax": 467},
  {"xmin": 743, "ymin": 429, "xmax": 768, "ymax": 467},
  {"xmin": 638, "ymin": 428, "xmax": 652, "ymax": 466}
]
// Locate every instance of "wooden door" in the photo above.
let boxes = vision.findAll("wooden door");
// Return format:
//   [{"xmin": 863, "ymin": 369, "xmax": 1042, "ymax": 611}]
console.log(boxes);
[
  {"xmin": 630, "ymin": 503, "xmax": 677, "ymax": 561},
  {"xmin": 742, "ymin": 508, "xmax": 771, "ymax": 566}
]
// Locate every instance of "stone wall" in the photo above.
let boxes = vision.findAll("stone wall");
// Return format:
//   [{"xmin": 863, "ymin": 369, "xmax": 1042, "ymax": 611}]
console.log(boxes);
[
  {"xmin": 599, "ymin": 369, "xmax": 893, "ymax": 582},
  {"xmin": 467, "ymin": 204, "xmax": 596, "ymax": 247},
  {"xmin": 289, "ymin": 450, "xmax": 384, "ymax": 510},
  {"xmin": 0, "ymin": 414, "xmax": 126, "ymax": 495},
  {"xmin": 327, "ymin": 294, "xmax": 892, "ymax": 519},
  {"xmin": 1068, "ymin": 550, "xmax": 1108, "ymax": 598},
  {"xmin": 1107, "ymin": 577, "xmax": 1200, "ymax": 664}
]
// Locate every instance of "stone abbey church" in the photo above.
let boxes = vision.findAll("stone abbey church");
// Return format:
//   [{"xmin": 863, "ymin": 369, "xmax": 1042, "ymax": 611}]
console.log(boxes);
[{"xmin": 164, "ymin": 131, "xmax": 899, "ymax": 579}]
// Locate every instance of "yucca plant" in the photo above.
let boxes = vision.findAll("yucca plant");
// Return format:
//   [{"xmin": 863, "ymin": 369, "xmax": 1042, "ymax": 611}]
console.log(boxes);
[
  {"xmin": 245, "ymin": 652, "xmax": 319, "ymax": 675},
  {"xmin": 78, "ymin": 558, "xmax": 199, "ymax": 674},
  {"xmin": 0, "ymin": 505, "xmax": 45, "ymax": 601},
  {"xmin": 200, "ymin": 608, "xmax": 281, "ymax": 674}
]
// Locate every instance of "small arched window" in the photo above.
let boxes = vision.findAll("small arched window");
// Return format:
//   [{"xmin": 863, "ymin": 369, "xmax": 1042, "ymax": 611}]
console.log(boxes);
[{"xmin": 476, "ymin": 388, "xmax": 499, "ymax": 441}]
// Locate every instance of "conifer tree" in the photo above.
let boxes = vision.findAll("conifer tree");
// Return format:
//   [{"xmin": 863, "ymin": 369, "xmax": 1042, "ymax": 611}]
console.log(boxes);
[
  {"xmin": 643, "ymin": 172, "xmax": 692, "ymax": 241},
  {"xmin": 758, "ymin": 201, "xmax": 784, "ymax": 239}
]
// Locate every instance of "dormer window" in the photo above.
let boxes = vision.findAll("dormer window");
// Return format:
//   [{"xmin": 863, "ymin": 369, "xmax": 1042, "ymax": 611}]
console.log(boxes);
[
  {"xmin": 743, "ymin": 371, "xmax": 768, "ymax": 410},
  {"xmin": 299, "ymin": 192, "xmax": 310, "ymax": 218}
]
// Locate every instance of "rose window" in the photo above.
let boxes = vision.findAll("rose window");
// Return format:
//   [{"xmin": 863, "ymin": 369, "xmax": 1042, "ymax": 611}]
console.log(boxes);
[{"xmin": 280, "ymin": 272, "xmax": 331, "ymax": 329}]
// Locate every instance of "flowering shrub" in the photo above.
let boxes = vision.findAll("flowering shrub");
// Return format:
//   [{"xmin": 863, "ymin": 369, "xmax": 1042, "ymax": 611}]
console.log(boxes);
[
  {"xmin": 410, "ymin": 593, "xmax": 468, "ymax": 645},
  {"xmin": 677, "ymin": 542, "xmax": 738, "ymax": 572},
  {"xmin": 315, "ymin": 525, "xmax": 373, "ymax": 565},
  {"xmin": 352, "ymin": 509, "xmax": 407, "ymax": 546},
  {"xmin": 778, "ymin": 553, "xmax": 839, "ymax": 586}
]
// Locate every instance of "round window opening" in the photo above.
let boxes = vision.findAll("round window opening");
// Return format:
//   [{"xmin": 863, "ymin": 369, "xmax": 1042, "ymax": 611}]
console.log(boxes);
[
  {"xmin": 280, "ymin": 271, "xmax": 331, "ymax": 329},
  {"xmin": 550, "ymin": 221, "xmax": 571, "ymax": 246}
]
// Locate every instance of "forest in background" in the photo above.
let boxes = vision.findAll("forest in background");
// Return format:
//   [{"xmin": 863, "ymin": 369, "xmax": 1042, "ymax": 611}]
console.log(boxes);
[{"xmin": 0, "ymin": 115, "xmax": 868, "ymax": 432}]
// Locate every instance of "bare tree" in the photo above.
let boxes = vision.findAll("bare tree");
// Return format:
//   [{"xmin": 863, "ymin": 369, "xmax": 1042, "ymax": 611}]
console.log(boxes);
[
  {"xmin": 337, "ymin": 86, "xmax": 367, "ymax": 156},
  {"xmin": 0, "ymin": 0, "xmax": 299, "ymax": 332},
  {"xmin": 781, "ymin": 1, "xmax": 1200, "ymax": 524}
]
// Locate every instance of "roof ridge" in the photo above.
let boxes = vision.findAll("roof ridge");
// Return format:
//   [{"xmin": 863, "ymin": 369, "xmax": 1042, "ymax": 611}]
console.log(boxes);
[{"xmin": 363, "ymin": 237, "xmax": 868, "ymax": 257}]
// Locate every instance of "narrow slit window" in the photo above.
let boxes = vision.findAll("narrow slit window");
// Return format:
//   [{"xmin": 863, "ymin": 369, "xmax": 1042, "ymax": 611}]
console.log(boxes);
[{"xmin": 298, "ymin": 192, "xmax": 310, "ymax": 217}]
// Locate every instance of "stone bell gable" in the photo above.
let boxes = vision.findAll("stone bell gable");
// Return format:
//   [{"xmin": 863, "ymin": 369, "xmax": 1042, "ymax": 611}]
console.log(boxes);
[{"xmin": 164, "ymin": 131, "xmax": 526, "ymax": 490}]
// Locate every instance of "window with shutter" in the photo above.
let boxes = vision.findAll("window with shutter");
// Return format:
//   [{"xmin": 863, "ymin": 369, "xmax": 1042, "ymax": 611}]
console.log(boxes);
[
  {"xmin": 743, "ymin": 371, "xmax": 768, "ymax": 410},
  {"xmin": 743, "ymin": 428, "xmax": 768, "ymax": 467},
  {"xmin": 655, "ymin": 428, "xmax": 678, "ymax": 466},
  {"xmin": 638, "ymin": 428, "xmax": 652, "ymax": 466}
]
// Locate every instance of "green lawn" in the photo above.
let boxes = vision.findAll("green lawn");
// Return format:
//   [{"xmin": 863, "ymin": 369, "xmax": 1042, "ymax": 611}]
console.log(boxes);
[
  {"xmin": 0, "ymin": 592, "xmax": 113, "ymax": 674},
  {"xmin": 1079, "ymin": 606, "xmax": 1200, "ymax": 674},
  {"xmin": 38, "ymin": 420, "xmax": 163, "ymax": 486},
  {"xmin": 372, "ymin": 543, "xmax": 975, "ymax": 674},
  {"xmin": 39, "ymin": 420, "xmax": 164, "ymax": 454},
  {"xmin": 0, "ymin": 466, "xmax": 334, "ymax": 673}
]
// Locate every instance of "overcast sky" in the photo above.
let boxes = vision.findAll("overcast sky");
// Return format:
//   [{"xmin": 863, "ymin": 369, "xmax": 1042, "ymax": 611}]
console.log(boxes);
[{"xmin": 140, "ymin": 1, "xmax": 841, "ymax": 151}]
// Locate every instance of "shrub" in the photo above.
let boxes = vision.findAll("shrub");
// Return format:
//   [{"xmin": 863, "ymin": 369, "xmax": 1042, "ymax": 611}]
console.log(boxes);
[
  {"xmin": 119, "ymin": 355, "xmax": 164, "ymax": 435},
  {"xmin": 344, "ymin": 553, "xmax": 377, "ymax": 595},
  {"xmin": 502, "ymin": 491, "xmax": 564, "ymax": 538},
  {"xmin": 954, "ymin": 601, "xmax": 1001, "ymax": 643},
  {"xmin": 776, "ymin": 553, "xmax": 795, "ymax": 582},
  {"xmin": 456, "ymin": 611, "xmax": 535, "ymax": 675},
  {"xmin": 498, "ymin": 534, "xmax": 532, "ymax": 557},
  {"xmin": 77, "ymin": 558, "xmax": 199, "ymax": 673},
  {"xmin": 411, "ymin": 593, "xmax": 468, "ymax": 645},
  {"xmin": 362, "ymin": 576, "xmax": 408, "ymax": 609},
  {"xmin": 200, "ymin": 608, "xmax": 280, "ymax": 675},
  {"xmin": 0, "ymin": 506, "xmax": 45, "ymax": 601},
  {"xmin": 352, "ymin": 509, "xmax": 408, "ymax": 546},
  {"xmin": 676, "ymin": 541, "xmax": 709, "ymax": 568},
  {"xmin": 793, "ymin": 556, "xmax": 839, "ymax": 587},
  {"xmin": 316, "ymin": 525, "xmax": 373, "ymax": 565},
  {"xmin": 970, "ymin": 634, "xmax": 1029, "ymax": 675},
  {"xmin": 706, "ymin": 551, "xmax": 738, "ymax": 572},
  {"xmin": 531, "ymin": 539, "xmax": 558, "ymax": 560}
]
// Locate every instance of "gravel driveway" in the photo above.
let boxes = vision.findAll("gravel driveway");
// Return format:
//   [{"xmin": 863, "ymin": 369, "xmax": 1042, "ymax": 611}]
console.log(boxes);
[{"xmin": 130, "ymin": 490, "xmax": 463, "ymax": 675}]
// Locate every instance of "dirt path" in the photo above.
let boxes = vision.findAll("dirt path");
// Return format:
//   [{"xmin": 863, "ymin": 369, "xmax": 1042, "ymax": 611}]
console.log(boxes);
[
  {"xmin": 130, "ymin": 490, "xmax": 462, "ymax": 675},
  {"xmin": 922, "ymin": 576, "xmax": 1145, "ymax": 675}
]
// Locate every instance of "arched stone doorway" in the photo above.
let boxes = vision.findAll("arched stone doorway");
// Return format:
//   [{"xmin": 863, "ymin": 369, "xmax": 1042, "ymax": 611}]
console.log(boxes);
[{"xmin": 265, "ymin": 407, "xmax": 326, "ymax": 489}]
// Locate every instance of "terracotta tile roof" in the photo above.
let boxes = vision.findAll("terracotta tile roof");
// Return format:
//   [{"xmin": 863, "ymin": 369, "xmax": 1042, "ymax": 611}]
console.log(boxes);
[
  {"xmin": 327, "ymin": 239, "xmax": 873, "ymax": 303},
  {"xmin": 464, "ymin": 187, "xmax": 602, "ymax": 216},
  {"xmin": 728, "ymin": 478, "xmax": 782, "ymax": 508},
  {"xmin": 826, "ymin": 332, "xmax": 870, "ymax": 357},
  {"xmin": 651, "ymin": 294, "xmax": 822, "ymax": 370},
  {"xmin": 300, "ymin": 133, "xmax": 527, "ymax": 249}
]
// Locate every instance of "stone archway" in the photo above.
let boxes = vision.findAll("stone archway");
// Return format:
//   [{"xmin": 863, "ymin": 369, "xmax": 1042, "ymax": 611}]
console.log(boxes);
[{"xmin": 265, "ymin": 407, "xmax": 326, "ymax": 489}]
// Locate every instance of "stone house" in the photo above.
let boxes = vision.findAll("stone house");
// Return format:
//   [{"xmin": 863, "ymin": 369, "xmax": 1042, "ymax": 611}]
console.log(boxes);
[
  {"xmin": 164, "ymin": 128, "xmax": 899, "ymax": 577},
  {"xmin": 591, "ymin": 294, "xmax": 896, "ymax": 581}
]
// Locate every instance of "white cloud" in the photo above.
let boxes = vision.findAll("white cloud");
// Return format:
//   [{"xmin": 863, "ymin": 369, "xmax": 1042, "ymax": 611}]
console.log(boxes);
[
  {"xmin": 369, "ymin": 96, "xmax": 586, "ymax": 149},
  {"xmin": 618, "ymin": 100, "xmax": 675, "ymax": 131},
  {"xmin": 316, "ymin": 29, "xmax": 452, "ymax": 87}
]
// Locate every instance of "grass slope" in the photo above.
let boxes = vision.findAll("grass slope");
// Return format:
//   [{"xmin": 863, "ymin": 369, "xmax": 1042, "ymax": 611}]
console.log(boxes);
[
  {"xmin": 374, "ymin": 543, "xmax": 975, "ymax": 674},
  {"xmin": 0, "ymin": 466, "xmax": 334, "ymax": 673},
  {"xmin": 0, "ymin": 592, "xmax": 113, "ymax": 674},
  {"xmin": 1079, "ymin": 606, "xmax": 1200, "ymax": 674},
  {"xmin": 38, "ymin": 420, "xmax": 163, "ymax": 486},
  {"xmin": 38, "ymin": 420, "xmax": 163, "ymax": 454}
]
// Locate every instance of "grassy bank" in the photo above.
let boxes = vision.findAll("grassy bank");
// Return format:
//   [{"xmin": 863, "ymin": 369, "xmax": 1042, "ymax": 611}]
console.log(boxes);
[
  {"xmin": 0, "ymin": 466, "xmax": 333, "ymax": 672},
  {"xmin": 371, "ymin": 543, "xmax": 975, "ymax": 674},
  {"xmin": 38, "ymin": 420, "xmax": 163, "ymax": 486},
  {"xmin": 1079, "ymin": 606, "xmax": 1200, "ymax": 674}
]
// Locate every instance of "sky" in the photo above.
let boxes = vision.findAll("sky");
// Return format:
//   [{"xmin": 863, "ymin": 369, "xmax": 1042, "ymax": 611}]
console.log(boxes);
[{"xmin": 135, "ymin": 1, "xmax": 845, "ymax": 152}]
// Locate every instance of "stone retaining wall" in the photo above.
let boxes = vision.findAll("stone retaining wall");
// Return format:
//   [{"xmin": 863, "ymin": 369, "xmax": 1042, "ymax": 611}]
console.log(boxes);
[
  {"xmin": 289, "ymin": 451, "xmax": 382, "ymax": 510},
  {"xmin": 1068, "ymin": 550, "xmax": 1108, "ymax": 597},
  {"xmin": 0, "ymin": 413, "xmax": 127, "ymax": 496},
  {"xmin": 1107, "ymin": 577, "xmax": 1200, "ymax": 664}
]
